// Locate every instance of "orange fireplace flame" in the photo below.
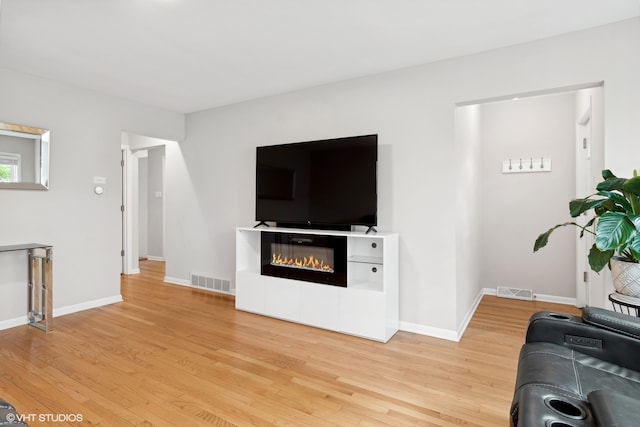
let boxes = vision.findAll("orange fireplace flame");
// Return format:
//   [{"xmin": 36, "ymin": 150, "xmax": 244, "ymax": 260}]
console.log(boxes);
[{"xmin": 271, "ymin": 253, "xmax": 334, "ymax": 272}]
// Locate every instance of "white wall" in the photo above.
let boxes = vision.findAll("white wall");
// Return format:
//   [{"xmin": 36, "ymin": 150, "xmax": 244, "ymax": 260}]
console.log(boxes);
[
  {"xmin": 454, "ymin": 105, "xmax": 483, "ymax": 332},
  {"xmin": 0, "ymin": 68, "xmax": 183, "ymax": 327},
  {"xmin": 147, "ymin": 146, "xmax": 164, "ymax": 259},
  {"xmin": 479, "ymin": 93, "xmax": 576, "ymax": 299},
  {"xmin": 168, "ymin": 18, "xmax": 640, "ymax": 337},
  {"xmin": 135, "ymin": 147, "xmax": 163, "ymax": 260}
]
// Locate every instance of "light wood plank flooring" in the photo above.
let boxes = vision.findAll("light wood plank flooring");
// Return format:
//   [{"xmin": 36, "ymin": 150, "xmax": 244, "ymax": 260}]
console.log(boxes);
[{"xmin": 0, "ymin": 260, "xmax": 581, "ymax": 426}]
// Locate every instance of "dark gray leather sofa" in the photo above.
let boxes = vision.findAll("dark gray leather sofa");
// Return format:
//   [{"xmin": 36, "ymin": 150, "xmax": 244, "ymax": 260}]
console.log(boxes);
[{"xmin": 511, "ymin": 307, "xmax": 640, "ymax": 426}]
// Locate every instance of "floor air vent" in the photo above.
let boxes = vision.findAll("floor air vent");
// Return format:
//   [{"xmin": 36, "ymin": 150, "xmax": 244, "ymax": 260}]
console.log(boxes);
[{"xmin": 496, "ymin": 286, "xmax": 533, "ymax": 301}]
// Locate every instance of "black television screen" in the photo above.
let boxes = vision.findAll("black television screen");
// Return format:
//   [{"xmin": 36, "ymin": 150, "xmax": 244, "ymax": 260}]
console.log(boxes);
[{"xmin": 256, "ymin": 134, "xmax": 377, "ymax": 230}]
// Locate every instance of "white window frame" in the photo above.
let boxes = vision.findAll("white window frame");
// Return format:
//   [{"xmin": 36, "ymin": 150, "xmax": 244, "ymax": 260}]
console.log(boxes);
[{"xmin": 0, "ymin": 152, "xmax": 21, "ymax": 183}]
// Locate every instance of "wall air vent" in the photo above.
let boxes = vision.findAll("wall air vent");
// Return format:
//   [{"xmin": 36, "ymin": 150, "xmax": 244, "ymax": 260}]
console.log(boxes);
[{"xmin": 190, "ymin": 273, "xmax": 234, "ymax": 295}]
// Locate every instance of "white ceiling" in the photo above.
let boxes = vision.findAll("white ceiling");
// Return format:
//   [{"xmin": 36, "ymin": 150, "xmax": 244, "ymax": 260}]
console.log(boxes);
[{"xmin": 1, "ymin": 0, "xmax": 639, "ymax": 114}]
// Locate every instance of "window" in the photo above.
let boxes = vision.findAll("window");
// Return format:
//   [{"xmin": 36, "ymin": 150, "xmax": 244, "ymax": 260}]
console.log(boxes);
[{"xmin": 0, "ymin": 152, "xmax": 21, "ymax": 183}]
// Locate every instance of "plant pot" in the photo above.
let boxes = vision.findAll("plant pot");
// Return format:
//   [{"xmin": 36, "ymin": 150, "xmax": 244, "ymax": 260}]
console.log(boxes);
[{"xmin": 610, "ymin": 257, "xmax": 640, "ymax": 297}]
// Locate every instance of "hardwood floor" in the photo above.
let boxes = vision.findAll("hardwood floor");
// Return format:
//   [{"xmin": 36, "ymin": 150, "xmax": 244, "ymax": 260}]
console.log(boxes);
[{"xmin": 0, "ymin": 260, "xmax": 581, "ymax": 426}]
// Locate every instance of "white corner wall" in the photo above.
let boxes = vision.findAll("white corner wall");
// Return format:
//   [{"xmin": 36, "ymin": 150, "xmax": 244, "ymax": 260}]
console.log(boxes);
[
  {"xmin": 167, "ymin": 18, "xmax": 640, "ymax": 338},
  {"xmin": 454, "ymin": 104, "xmax": 483, "ymax": 333},
  {"xmin": 0, "ymin": 68, "xmax": 184, "ymax": 327},
  {"xmin": 134, "ymin": 147, "xmax": 163, "ymax": 261}
]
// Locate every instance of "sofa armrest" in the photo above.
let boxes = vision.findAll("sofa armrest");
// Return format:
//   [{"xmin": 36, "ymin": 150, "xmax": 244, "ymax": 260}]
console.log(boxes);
[
  {"xmin": 588, "ymin": 390, "xmax": 640, "ymax": 426},
  {"xmin": 525, "ymin": 309, "xmax": 640, "ymax": 372},
  {"xmin": 582, "ymin": 306, "xmax": 640, "ymax": 338}
]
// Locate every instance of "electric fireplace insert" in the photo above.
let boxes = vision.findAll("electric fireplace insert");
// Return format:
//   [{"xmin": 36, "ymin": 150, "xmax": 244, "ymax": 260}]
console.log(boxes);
[{"xmin": 261, "ymin": 232, "xmax": 347, "ymax": 287}]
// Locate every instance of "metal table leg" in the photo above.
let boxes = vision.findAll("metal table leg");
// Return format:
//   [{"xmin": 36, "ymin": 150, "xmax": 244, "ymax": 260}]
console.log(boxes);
[{"xmin": 28, "ymin": 247, "xmax": 52, "ymax": 332}]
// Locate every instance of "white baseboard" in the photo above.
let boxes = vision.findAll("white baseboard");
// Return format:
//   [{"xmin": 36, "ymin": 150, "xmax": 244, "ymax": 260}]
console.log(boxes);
[
  {"xmin": 53, "ymin": 295, "xmax": 124, "ymax": 317},
  {"xmin": 482, "ymin": 287, "xmax": 577, "ymax": 306},
  {"xmin": 123, "ymin": 268, "xmax": 140, "ymax": 275},
  {"xmin": 399, "ymin": 287, "xmax": 485, "ymax": 342},
  {"xmin": 147, "ymin": 256, "xmax": 164, "ymax": 262},
  {"xmin": 399, "ymin": 288, "xmax": 577, "ymax": 343},
  {"xmin": 0, "ymin": 316, "xmax": 29, "ymax": 331},
  {"xmin": 531, "ymin": 293, "xmax": 577, "ymax": 306},
  {"xmin": 399, "ymin": 321, "xmax": 459, "ymax": 342},
  {"xmin": 164, "ymin": 276, "xmax": 191, "ymax": 286},
  {"xmin": 0, "ymin": 295, "xmax": 123, "ymax": 331},
  {"xmin": 456, "ymin": 288, "xmax": 486, "ymax": 340}
]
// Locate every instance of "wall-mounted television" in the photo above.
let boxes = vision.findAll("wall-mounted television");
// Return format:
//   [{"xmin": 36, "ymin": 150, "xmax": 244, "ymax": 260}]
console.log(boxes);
[{"xmin": 255, "ymin": 134, "xmax": 377, "ymax": 231}]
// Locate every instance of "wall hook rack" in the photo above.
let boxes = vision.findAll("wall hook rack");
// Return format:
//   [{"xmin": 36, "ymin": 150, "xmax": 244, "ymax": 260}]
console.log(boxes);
[{"xmin": 502, "ymin": 157, "xmax": 551, "ymax": 174}]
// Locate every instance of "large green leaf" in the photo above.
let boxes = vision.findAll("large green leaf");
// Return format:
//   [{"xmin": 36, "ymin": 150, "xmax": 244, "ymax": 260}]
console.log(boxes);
[
  {"xmin": 623, "ymin": 176, "xmax": 640, "ymax": 196},
  {"xmin": 534, "ymin": 222, "xmax": 578, "ymax": 252},
  {"xmin": 598, "ymin": 191, "xmax": 633, "ymax": 212},
  {"xmin": 629, "ymin": 214, "xmax": 640, "ymax": 229},
  {"xmin": 597, "ymin": 177, "xmax": 627, "ymax": 192},
  {"xmin": 629, "ymin": 234, "xmax": 640, "ymax": 261},
  {"xmin": 603, "ymin": 199, "xmax": 619, "ymax": 213},
  {"xmin": 627, "ymin": 213, "xmax": 640, "ymax": 260},
  {"xmin": 622, "ymin": 176, "xmax": 640, "ymax": 215},
  {"xmin": 595, "ymin": 212, "xmax": 636, "ymax": 250},
  {"xmin": 569, "ymin": 197, "xmax": 608, "ymax": 217},
  {"xmin": 588, "ymin": 244, "xmax": 614, "ymax": 272}
]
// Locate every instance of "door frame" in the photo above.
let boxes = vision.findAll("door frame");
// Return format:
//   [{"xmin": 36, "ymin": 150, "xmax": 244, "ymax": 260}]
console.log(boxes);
[
  {"xmin": 575, "ymin": 101, "xmax": 592, "ymax": 307},
  {"xmin": 575, "ymin": 85, "xmax": 605, "ymax": 308}
]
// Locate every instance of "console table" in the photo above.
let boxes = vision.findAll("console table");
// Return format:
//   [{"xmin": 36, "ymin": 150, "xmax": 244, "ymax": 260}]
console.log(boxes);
[
  {"xmin": 236, "ymin": 227, "xmax": 399, "ymax": 342},
  {"xmin": 0, "ymin": 243, "xmax": 53, "ymax": 332}
]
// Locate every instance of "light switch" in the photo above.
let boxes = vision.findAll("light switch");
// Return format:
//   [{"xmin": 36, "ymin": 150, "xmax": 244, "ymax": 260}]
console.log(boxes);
[
  {"xmin": 93, "ymin": 176, "xmax": 107, "ymax": 184},
  {"xmin": 155, "ymin": 191, "xmax": 162, "ymax": 198}
]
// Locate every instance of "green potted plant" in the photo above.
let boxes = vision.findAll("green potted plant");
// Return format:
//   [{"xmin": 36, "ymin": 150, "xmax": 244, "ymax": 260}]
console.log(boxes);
[{"xmin": 534, "ymin": 169, "xmax": 640, "ymax": 296}]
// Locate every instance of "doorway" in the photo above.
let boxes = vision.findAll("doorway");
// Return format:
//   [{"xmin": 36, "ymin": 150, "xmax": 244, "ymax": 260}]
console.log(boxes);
[
  {"xmin": 455, "ymin": 82, "xmax": 604, "ymax": 306},
  {"xmin": 121, "ymin": 132, "xmax": 171, "ymax": 275}
]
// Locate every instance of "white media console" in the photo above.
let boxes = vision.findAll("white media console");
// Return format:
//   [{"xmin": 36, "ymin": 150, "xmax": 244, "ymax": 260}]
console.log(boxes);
[{"xmin": 235, "ymin": 226, "xmax": 399, "ymax": 342}]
